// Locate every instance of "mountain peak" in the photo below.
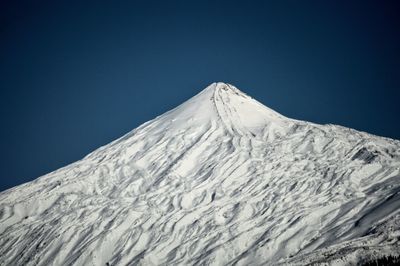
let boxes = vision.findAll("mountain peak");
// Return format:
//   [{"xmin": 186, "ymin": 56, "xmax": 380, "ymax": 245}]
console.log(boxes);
[
  {"xmin": 204, "ymin": 82, "xmax": 248, "ymax": 98},
  {"xmin": 156, "ymin": 82, "xmax": 290, "ymax": 137}
]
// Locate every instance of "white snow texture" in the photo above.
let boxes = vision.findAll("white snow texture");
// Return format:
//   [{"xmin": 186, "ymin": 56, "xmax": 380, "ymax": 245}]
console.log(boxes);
[{"xmin": 1, "ymin": 82, "xmax": 400, "ymax": 266}]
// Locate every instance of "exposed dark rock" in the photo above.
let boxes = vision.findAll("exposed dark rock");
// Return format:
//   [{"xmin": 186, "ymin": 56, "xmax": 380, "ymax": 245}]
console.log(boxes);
[{"xmin": 352, "ymin": 147, "xmax": 379, "ymax": 164}]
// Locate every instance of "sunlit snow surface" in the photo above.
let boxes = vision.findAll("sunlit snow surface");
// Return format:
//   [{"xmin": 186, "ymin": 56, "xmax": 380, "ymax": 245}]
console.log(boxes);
[{"xmin": 1, "ymin": 83, "xmax": 400, "ymax": 265}]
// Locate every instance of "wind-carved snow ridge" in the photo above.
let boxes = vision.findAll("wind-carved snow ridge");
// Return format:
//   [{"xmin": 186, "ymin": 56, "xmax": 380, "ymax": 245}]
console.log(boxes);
[{"xmin": 1, "ymin": 82, "xmax": 400, "ymax": 266}]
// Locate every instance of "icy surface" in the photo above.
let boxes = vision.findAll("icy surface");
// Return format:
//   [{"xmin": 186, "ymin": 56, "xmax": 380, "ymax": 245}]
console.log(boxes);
[{"xmin": 1, "ymin": 82, "xmax": 400, "ymax": 265}]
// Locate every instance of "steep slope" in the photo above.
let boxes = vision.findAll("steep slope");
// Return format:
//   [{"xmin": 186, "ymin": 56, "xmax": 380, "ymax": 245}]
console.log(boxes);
[{"xmin": 1, "ymin": 82, "xmax": 400, "ymax": 266}]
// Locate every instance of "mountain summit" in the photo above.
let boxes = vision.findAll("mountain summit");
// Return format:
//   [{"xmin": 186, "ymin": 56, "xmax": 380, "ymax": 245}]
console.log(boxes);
[
  {"xmin": 1, "ymin": 83, "xmax": 400, "ymax": 265},
  {"xmin": 153, "ymin": 82, "xmax": 289, "ymax": 138}
]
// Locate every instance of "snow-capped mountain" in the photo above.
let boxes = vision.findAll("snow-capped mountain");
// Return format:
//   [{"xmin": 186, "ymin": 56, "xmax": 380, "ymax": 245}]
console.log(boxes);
[{"xmin": 1, "ymin": 82, "xmax": 399, "ymax": 265}]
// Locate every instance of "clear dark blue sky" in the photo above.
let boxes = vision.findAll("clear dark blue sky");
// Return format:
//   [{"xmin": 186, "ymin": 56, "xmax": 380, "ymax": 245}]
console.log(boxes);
[{"xmin": 1, "ymin": 0, "xmax": 399, "ymax": 192}]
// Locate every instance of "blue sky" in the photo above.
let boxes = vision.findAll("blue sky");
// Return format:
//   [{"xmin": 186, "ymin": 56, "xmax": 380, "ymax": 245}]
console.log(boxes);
[{"xmin": 0, "ymin": 0, "xmax": 399, "ymax": 191}]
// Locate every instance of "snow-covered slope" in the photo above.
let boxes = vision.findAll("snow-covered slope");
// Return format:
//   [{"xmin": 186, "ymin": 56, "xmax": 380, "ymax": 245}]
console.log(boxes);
[{"xmin": 1, "ymin": 82, "xmax": 400, "ymax": 266}]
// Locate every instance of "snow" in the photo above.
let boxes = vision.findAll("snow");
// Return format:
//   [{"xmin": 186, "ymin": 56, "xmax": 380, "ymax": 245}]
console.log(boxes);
[{"xmin": 0, "ymin": 82, "xmax": 400, "ymax": 265}]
